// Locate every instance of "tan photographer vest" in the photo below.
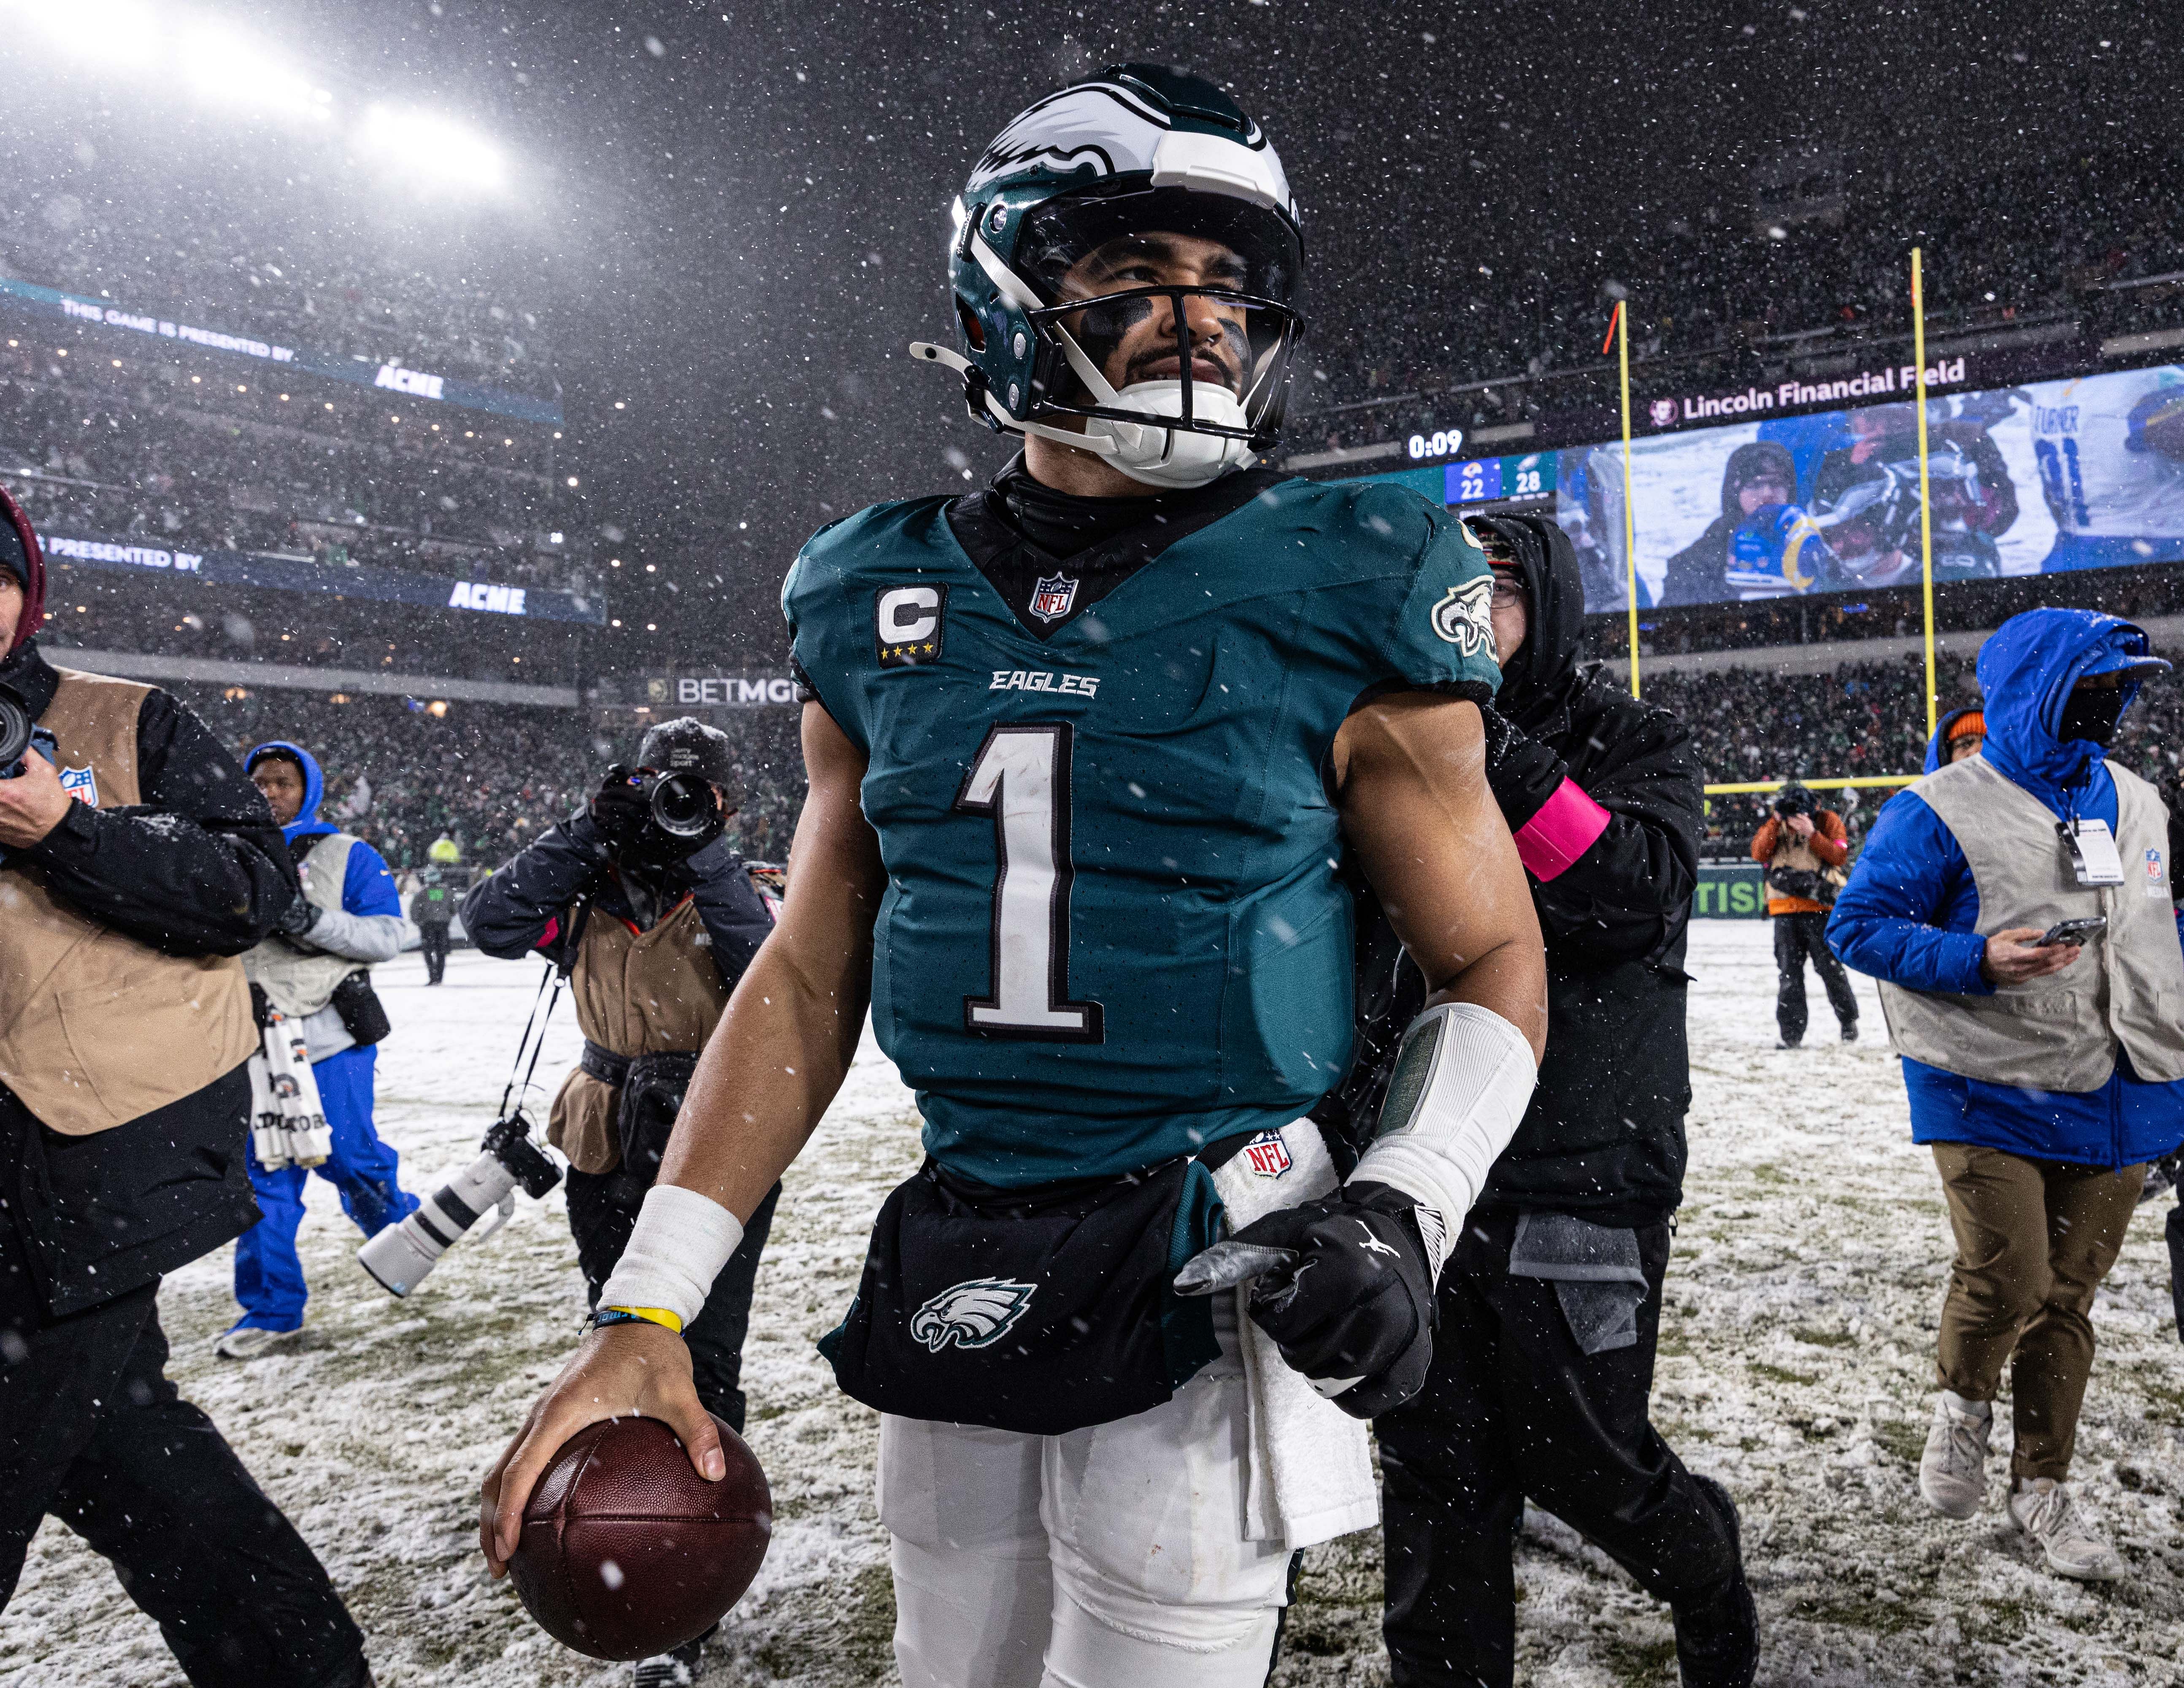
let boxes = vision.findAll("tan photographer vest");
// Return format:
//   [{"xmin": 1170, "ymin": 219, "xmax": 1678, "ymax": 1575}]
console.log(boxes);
[
  {"xmin": 546, "ymin": 895, "xmax": 731, "ymax": 1174},
  {"xmin": 1876, "ymin": 754, "xmax": 2184, "ymax": 1093},
  {"xmin": 0, "ymin": 668, "xmax": 257, "ymax": 1135}
]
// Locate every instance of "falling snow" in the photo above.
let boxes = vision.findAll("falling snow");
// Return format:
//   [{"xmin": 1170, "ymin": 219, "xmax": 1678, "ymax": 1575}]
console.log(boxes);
[{"xmin": 5, "ymin": 928, "xmax": 2179, "ymax": 1685}]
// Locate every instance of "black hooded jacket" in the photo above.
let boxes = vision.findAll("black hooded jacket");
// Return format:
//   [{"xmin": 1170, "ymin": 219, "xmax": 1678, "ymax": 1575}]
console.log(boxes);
[
  {"xmin": 1660, "ymin": 439, "xmax": 1798, "ymax": 608},
  {"xmin": 460, "ymin": 806, "xmax": 773, "ymax": 985},
  {"xmin": 1468, "ymin": 516, "xmax": 1704, "ymax": 1223}
]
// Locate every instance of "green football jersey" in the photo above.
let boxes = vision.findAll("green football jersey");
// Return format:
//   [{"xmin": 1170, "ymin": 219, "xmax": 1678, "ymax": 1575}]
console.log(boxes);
[{"xmin": 784, "ymin": 473, "xmax": 1500, "ymax": 1186}]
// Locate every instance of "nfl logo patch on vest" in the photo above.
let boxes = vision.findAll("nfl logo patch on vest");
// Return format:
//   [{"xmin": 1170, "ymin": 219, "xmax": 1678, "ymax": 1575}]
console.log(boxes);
[
  {"xmin": 1242, "ymin": 1131, "xmax": 1292, "ymax": 1179},
  {"xmin": 1029, "ymin": 573, "xmax": 1079, "ymax": 623},
  {"xmin": 58, "ymin": 764, "xmax": 97, "ymax": 806}
]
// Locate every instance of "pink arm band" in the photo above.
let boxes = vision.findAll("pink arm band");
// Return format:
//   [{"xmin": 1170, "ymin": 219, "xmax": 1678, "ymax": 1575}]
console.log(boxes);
[{"xmin": 1512, "ymin": 778, "xmax": 1613, "ymax": 882}]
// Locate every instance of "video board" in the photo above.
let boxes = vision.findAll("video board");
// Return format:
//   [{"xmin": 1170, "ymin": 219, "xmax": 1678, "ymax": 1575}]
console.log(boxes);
[{"xmin": 1347, "ymin": 365, "xmax": 2184, "ymax": 615}]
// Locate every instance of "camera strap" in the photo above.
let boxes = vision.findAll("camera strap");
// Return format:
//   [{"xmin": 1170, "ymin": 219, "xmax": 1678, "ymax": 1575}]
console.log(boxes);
[{"xmin": 497, "ymin": 892, "xmax": 591, "ymax": 1123}]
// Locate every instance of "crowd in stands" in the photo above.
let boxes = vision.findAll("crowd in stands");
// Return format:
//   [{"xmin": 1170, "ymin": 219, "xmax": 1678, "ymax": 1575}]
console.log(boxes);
[
  {"xmin": 30, "ymin": 570, "xmax": 592, "ymax": 689},
  {"xmin": 161, "ymin": 688, "xmax": 809, "ymax": 875},
  {"xmin": 0, "ymin": 194, "xmax": 555, "ymax": 402},
  {"xmin": 0, "ymin": 350, "xmax": 591, "ymax": 598},
  {"xmin": 1305, "ymin": 145, "xmax": 2184, "ymax": 435},
  {"xmin": 1584, "ymin": 560, "xmax": 2184, "ymax": 664},
  {"xmin": 1653, "ymin": 644, "xmax": 2184, "ymax": 855}
]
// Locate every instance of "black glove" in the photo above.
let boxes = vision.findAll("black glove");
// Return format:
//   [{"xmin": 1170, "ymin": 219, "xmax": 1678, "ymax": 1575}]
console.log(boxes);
[
  {"xmin": 1477, "ymin": 703, "xmax": 1565, "ymax": 833},
  {"xmin": 273, "ymin": 893, "xmax": 325, "ymax": 952},
  {"xmin": 1228, "ymin": 1181, "xmax": 1437, "ymax": 1419},
  {"xmin": 588, "ymin": 765, "xmax": 652, "ymax": 857}
]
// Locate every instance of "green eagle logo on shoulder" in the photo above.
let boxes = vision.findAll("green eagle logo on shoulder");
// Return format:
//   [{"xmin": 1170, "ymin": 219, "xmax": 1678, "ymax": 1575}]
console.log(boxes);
[{"xmin": 1431, "ymin": 575, "xmax": 1495, "ymax": 659}]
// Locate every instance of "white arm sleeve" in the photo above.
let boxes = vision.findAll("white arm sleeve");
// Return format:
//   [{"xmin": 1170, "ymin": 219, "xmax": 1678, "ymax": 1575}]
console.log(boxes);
[
  {"xmin": 308, "ymin": 908, "xmax": 412, "ymax": 963},
  {"xmin": 598, "ymin": 1183, "xmax": 746, "ymax": 1330},
  {"xmin": 1349, "ymin": 1001, "xmax": 1538, "ymax": 1280}
]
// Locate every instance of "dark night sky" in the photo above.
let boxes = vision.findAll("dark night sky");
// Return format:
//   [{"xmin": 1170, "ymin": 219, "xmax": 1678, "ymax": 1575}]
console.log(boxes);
[{"xmin": 15, "ymin": 0, "xmax": 2182, "ymax": 665}]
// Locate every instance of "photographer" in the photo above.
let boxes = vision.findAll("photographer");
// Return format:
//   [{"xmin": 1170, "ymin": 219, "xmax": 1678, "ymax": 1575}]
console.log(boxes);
[
  {"xmin": 1828, "ymin": 609, "xmax": 2184, "ymax": 1582},
  {"xmin": 1373, "ymin": 516, "xmax": 1753, "ymax": 1688},
  {"xmin": 220, "ymin": 740, "xmax": 419, "ymax": 1358},
  {"xmin": 461, "ymin": 719, "xmax": 777, "ymax": 1428},
  {"xmin": 0, "ymin": 492, "xmax": 370, "ymax": 1683},
  {"xmin": 1750, "ymin": 781, "xmax": 1858, "ymax": 1047}
]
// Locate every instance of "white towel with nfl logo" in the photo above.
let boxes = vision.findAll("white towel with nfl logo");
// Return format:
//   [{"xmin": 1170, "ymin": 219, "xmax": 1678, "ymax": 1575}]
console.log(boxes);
[{"xmin": 1209, "ymin": 1119, "xmax": 1379, "ymax": 1548}]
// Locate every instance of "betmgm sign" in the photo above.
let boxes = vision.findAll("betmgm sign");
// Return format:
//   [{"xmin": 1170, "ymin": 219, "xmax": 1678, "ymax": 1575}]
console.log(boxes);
[{"xmin": 647, "ymin": 674, "xmax": 798, "ymax": 709}]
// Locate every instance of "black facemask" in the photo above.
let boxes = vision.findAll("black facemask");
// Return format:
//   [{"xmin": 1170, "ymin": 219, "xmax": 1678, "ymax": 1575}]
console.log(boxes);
[{"xmin": 2057, "ymin": 683, "xmax": 2128, "ymax": 746}]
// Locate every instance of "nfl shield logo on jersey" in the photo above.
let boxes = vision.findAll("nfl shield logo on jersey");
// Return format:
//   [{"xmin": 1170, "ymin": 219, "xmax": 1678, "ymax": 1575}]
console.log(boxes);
[
  {"xmin": 1242, "ymin": 1131, "xmax": 1293, "ymax": 1180},
  {"xmin": 1029, "ymin": 573, "xmax": 1079, "ymax": 624},
  {"xmin": 58, "ymin": 764, "xmax": 97, "ymax": 807}
]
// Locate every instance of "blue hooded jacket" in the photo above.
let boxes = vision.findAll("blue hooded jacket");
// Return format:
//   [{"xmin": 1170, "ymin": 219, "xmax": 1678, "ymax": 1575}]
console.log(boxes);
[
  {"xmin": 1827, "ymin": 609, "xmax": 2184, "ymax": 1168},
  {"xmin": 246, "ymin": 741, "xmax": 401, "ymax": 920},
  {"xmin": 1922, "ymin": 704, "xmax": 1984, "ymax": 775}
]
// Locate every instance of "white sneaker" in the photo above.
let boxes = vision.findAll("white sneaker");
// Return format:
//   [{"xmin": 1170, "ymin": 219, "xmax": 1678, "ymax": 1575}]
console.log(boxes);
[
  {"xmin": 213, "ymin": 1324, "xmax": 301, "ymax": 1360},
  {"xmin": 2007, "ymin": 1479, "xmax": 2125, "ymax": 1582},
  {"xmin": 1918, "ymin": 1393, "xmax": 1992, "ymax": 1518}
]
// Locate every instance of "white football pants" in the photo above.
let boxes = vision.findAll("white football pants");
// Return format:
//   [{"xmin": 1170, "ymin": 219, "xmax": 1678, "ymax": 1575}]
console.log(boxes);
[{"xmin": 878, "ymin": 1331, "xmax": 1292, "ymax": 1688}]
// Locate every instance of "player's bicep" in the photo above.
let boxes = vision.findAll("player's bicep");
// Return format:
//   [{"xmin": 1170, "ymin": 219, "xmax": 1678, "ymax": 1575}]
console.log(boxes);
[
  {"xmin": 775, "ymin": 702, "xmax": 885, "ymax": 972},
  {"xmin": 1335, "ymin": 693, "xmax": 1546, "ymax": 1055}
]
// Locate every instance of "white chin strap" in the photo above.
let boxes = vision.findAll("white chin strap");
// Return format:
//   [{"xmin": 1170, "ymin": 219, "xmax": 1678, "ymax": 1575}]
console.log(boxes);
[{"xmin": 911, "ymin": 339, "xmax": 1256, "ymax": 490}]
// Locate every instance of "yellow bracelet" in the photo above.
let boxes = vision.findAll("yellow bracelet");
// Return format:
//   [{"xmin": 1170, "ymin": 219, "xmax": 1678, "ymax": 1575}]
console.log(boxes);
[{"xmin": 596, "ymin": 1304, "xmax": 684, "ymax": 1334}]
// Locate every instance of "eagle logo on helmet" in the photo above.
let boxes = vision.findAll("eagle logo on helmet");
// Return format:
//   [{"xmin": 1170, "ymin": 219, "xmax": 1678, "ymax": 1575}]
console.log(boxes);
[
  {"xmin": 914, "ymin": 64, "xmax": 1305, "ymax": 491},
  {"xmin": 1430, "ymin": 575, "xmax": 1496, "ymax": 658},
  {"xmin": 909, "ymin": 1277, "xmax": 1038, "ymax": 1352}
]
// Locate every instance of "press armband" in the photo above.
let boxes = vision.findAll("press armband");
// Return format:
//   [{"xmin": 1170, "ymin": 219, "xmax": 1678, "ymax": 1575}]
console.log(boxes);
[
  {"xmin": 1349, "ymin": 1001, "xmax": 1538, "ymax": 1282},
  {"xmin": 597, "ymin": 1184, "xmax": 745, "ymax": 1333}
]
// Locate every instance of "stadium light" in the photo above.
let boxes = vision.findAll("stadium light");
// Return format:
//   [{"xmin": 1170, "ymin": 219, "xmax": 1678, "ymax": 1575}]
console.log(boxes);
[
  {"xmin": 177, "ymin": 27, "xmax": 332, "ymax": 120},
  {"xmin": 360, "ymin": 106, "xmax": 507, "ymax": 192},
  {"xmin": 7, "ymin": 0, "xmax": 161, "ymax": 70}
]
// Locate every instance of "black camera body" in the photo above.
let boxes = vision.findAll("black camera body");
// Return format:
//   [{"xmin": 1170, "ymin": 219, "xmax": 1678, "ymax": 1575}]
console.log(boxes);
[
  {"xmin": 0, "ymin": 679, "xmax": 35, "ymax": 778},
  {"xmin": 593, "ymin": 762, "xmax": 725, "ymax": 868},
  {"xmin": 1772, "ymin": 784, "xmax": 1816, "ymax": 820}
]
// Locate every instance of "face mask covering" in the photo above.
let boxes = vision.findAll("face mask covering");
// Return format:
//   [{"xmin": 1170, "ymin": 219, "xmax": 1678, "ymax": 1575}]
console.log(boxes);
[{"xmin": 2056, "ymin": 683, "xmax": 2127, "ymax": 746}]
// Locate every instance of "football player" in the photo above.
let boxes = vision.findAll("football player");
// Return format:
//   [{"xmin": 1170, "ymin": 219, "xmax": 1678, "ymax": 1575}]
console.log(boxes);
[{"xmin": 481, "ymin": 65, "xmax": 1546, "ymax": 1686}]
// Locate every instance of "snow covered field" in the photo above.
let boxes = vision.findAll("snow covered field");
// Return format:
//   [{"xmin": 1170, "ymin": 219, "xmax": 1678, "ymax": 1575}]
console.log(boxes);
[{"xmin": 6, "ymin": 922, "xmax": 2181, "ymax": 1687}]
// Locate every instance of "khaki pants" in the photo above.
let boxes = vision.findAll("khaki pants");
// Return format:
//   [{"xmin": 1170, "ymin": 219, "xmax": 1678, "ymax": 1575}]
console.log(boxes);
[{"xmin": 1932, "ymin": 1143, "xmax": 2146, "ymax": 1481}]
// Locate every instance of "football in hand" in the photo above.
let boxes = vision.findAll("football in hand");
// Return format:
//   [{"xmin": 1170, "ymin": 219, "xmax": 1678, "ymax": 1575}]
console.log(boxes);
[{"xmin": 508, "ymin": 1414, "xmax": 771, "ymax": 1660}]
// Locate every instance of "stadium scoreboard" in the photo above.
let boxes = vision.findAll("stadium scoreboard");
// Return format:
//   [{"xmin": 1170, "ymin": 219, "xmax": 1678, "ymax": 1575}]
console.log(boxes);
[
  {"xmin": 1357, "ymin": 451, "xmax": 1559, "ymax": 511},
  {"xmin": 1448, "ymin": 451, "xmax": 1555, "ymax": 505}
]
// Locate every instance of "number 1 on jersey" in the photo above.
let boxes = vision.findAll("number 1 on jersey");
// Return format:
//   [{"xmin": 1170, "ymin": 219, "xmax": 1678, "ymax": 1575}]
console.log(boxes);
[{"xmin": 955, "ymin": 722, "xmax": 1104, "ymax": 1042}]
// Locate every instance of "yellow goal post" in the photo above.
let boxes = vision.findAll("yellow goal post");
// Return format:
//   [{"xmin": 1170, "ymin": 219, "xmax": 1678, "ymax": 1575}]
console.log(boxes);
[{"xmin": 1704, "ymin": 776, "xmax": 1919, "ymax": 796}]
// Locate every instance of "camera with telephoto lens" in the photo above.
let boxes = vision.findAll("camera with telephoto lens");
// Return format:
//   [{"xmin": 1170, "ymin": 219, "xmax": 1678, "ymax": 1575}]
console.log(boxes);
[
  {"xmin": 357, "ymin": 1111, "xmax": 561, "ymax": 1297},
  {"xmin": 0, "ymin": 680, "xmax": 35, "ymax": 777},
  {"xmin": 1772, "ymin": 784, "xmax": 1816, "ymax": 819}
]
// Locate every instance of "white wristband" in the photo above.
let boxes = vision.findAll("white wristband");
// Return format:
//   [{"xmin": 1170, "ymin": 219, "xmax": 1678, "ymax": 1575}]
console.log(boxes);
[
  {"xmin": 1349, "ymin": 1001, "xmax": 1537, "ymax": 1279},
  {"xmin": 598, "ymin": 1184, "xmax": 745, "ymax": 1332}
]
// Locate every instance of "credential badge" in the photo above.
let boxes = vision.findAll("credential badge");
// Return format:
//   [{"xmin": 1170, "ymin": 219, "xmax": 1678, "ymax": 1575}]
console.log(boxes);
[
  {"xmin": 1030, "ymin": 573, "xmax": 1080, "ymax": 624},
  {"xmin": 58, "ymin": 764, "xmax": 97, "ymax": 807},
  {"xmin": 1431, "ymin": 573, "xmax": 1496, "ymax": 659}
]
